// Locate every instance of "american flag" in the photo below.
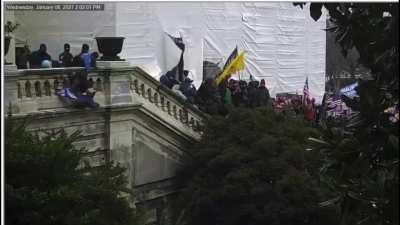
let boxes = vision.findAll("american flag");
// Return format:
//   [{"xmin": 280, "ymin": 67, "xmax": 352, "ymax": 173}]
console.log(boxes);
[
  {"xmin": 57, "ymin": 88, "xmax": 77, "ymax": 100},
  {"xmin": 326, "ymin": 95, "xmax": 342, "ymax": 111},
  {"xmin": 303, "ymin": 77, "xmax": 309, "ymax": 104}
]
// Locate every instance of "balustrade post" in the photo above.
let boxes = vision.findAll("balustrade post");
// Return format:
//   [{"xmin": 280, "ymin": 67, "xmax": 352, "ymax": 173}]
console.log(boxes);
[{"xmin": 3, "ymin": 74, "xmax": 19, "ymax": 114}]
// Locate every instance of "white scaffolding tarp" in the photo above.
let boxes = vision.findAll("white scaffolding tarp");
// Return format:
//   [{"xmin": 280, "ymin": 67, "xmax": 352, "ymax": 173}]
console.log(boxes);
[{"xmin": 13, "ymin": 2, "xmax": 326, "ymax": 102}]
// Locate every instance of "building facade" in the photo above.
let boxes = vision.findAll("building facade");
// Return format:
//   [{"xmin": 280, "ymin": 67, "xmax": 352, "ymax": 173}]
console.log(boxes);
[{"xmin": 4, "ymin": 65, "xmax": 205, "ymax": 224}]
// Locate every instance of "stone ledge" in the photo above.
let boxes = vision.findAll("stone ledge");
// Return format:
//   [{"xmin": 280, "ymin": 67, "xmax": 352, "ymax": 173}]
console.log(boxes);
[
  {"xmin": 134, "ymin": 178, "xmax": 180, "ymax": 202},
  {"xmin": 96, "ymin": 60, "xmax": 130, "ymax": 69},
  {"xmin": 6, "ymin": 103, "xmax": 201, "ymax": 141},
  {"xmin": 6, "ymin": 67, "xmax": 85, "ymax": 76},
  {"xmin": 4, "ymin": 64, "xmax": 18, "ymax": 73}
]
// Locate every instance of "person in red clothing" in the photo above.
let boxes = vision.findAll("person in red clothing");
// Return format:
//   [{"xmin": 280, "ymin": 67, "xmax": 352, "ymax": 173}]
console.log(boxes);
[{"xmin": 304, "ymin": 98, "xmax": 316, "ymax": 122}]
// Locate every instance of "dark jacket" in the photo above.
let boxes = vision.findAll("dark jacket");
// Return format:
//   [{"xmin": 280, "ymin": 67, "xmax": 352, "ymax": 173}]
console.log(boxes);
[
  {"xmin": 29, "ymin": 51, "xmax": 51, "ymax": 68},
  {"xmin": 258, "ymin": 86, "xmax": 270, "ymax": 106},
  {"xmin": 160, "ymin": 71, "xmax": 179, "ymax": 89},
  {"xmin": 59, "ymin": 52, "xmax": 74, "ymax": 67}
]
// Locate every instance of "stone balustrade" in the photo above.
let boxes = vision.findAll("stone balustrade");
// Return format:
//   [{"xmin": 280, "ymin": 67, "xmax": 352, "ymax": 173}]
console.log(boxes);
[
  {"xmin": 4, "ymin": 66, "xmax": 205, "ymax": 138},
  {"xmin": 4, "ymin": 67, "xmax": 104, "ymax": 113},
  {"xmin": 122, "ymin": 67, "xmax": 204, "ymax": 134}
]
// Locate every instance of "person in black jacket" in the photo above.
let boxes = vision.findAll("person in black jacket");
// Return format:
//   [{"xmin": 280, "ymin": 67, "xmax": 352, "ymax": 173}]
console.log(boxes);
[
  {"xmin": 29, "ymin": 44, "xmax": 51, "ymax": 68},
  {"xmin": 247, "ymin": 80, "xmax": 259, "ymax": 108},
  {"xmin": 59, "ymin": 43, "xmax": 73, "ymax": 67},
  {"xmin": 15, "ymin": 45, "xmax": 30, "ymax": 69},
  {"xmin": 258, "ymin": 79, "xmax": 270, "ymax": 106}
]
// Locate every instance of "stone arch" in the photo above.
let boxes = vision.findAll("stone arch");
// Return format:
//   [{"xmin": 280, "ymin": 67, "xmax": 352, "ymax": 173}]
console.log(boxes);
[
  {"xmin": 54, "ymin": 78, "xmax": 59, "ymax": 88},
  {"xmin": 44, "ymin": 80, "xmax": 51, "ymax": 96},
  {"xmin": 167, "ymin": 101, "xmax": 171, "ymax": 115},
  {"xmin": 88, "ymin": 77, "xmax": 94, "ymax": 88},
  {"xmin": 133, "ymin": 80, "xmax": 139, "ymax": 93},
  {"xmin": 173, "ymin": 105, "xmax": 177, "ymax": 119},
  {"xmin": 147, "ymin": 88, "xmax": 152, "ymax": 102},
  {"xmin": 195, "ymin": 121, "xmax": 201, "ymax": 131},
  {"xmin": 96, "ymin": 78, "xmax": 103, "ymax": 91},
  {"xmin": 160, "ymin": 96, "xmax": 165, "ymax": 110},
  {"xmin": 140, "ymin": 83, "xmax": 145, "ymax": 97},
  {"xmin": 25, "ymin": 81, "xmax": 32, "ymax": 97},
  {"xmin": 153, "ymin": 92, "xmax": 159, "ymax": 105},
  {"xmin": 34, "ymin": 81, "xmax": 42, "ymax": 97},
  {"xmin": 179, "ymin": 109, "xmax": 183, "ymax": 122},
  {"xmin": 182, "ymin": 109, "xmax": 189, "ymax": 123},
  {"xmin": 17, "ymin": 82, "xmax": 22, "ymax": 99}
]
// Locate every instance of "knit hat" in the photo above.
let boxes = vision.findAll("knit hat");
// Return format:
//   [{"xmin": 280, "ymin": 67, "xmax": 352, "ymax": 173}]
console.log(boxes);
[{"xmin": 260, "ymin": 79, "xmax": 266, "ymax": 87}]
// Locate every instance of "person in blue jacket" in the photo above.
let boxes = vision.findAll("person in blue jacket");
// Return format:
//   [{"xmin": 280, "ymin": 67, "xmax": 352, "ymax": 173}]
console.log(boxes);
[{"xmin": 73, "ymin": 44, "xmax": 92, "ymax": 70}]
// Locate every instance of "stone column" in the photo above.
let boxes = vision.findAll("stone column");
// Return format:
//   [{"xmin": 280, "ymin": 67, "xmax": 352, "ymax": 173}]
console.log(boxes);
[
  {"xmin": 4, "ymin": 9, "xmax": 17, "ymax": 71},
  {"xmin": 99, "ymin": 62, "xmax": 136, "ymax": 190},
  {"xmin": 97, "ymin": 61, "xmax": 132, "ymax": 106},
  {"xmin": 3, "ymin": 72, "xmax": 19, "ymax": 114}
]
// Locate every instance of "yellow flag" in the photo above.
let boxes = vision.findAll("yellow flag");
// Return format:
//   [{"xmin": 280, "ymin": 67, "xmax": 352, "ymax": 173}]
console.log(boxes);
[{"xmin": 215, "ymin": 52, "xmax": 245, "ymax": 85}]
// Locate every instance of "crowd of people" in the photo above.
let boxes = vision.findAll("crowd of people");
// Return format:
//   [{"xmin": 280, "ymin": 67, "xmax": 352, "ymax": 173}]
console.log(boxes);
[
  {"xmin": 128, "ymin": 73, "xmax": 319, "ymax": 125},
  {"xmin": 273, "ymin": 95, "xmax": 320, "ymax": 123},
  {"xmin": 15, "ymin": 43, "xmax": 99, "ymax": 70},
  {"xmin": 15, "ymin": 42, "xmax": 319, "ymax": 122},
  {"xmin": 159, "ymin": 69, "xmax": 321, "ymax": 123},
  {"xmin": 196, "ymin": 78, "xmax": 272, "ymax": 115},
  {"xmin": 15, "ymin": 43, "xmax": 100, "ymax": 107},
  {"xmin": 160, "ymin": 70, "xmax": 197, "ymax": 104},
  {"xmin": 156, "ymin": 33, "xmax": 321, "ymax": 123}
]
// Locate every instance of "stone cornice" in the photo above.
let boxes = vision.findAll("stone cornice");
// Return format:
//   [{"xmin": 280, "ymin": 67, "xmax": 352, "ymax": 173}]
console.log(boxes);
[{"xmin": 6, "ymin": 103, "xmax": 201, "ymax": 142}]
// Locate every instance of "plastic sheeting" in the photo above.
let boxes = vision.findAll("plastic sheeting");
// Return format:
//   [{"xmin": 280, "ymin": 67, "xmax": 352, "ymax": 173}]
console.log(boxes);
[
  {"xmin": 12, "ymin": 2, "xmax": 326, "ymax": 102},
  {"xmin": 14, "ymin": 3, "xmax": 116, "ymax": 59},
  {"xmin": 114, "ymin": 2, "xmax": 205, "ymax": 88}
]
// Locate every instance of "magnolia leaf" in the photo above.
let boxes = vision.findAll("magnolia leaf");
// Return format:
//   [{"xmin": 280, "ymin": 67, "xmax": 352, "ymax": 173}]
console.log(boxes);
[
  {"xmin": 388, "ymin": 135, "xmax": 399, "ymax": 152},
  {"xmin": 324, "ymin": 26, "xmax": 338, "ymax": 32},
  {"xmin": 308, "ymin": 137, "xmax": 329, "ymax": 145},
  {"xmin": 348, "ymin": 191, "xmax": 364, "ymax": 201},
  {"xmin": 319, "ymin": 196, "xmax": 341, "ymax": 207}
]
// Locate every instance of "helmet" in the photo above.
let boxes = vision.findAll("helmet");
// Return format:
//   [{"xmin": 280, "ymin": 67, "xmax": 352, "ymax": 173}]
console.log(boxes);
[{"xmin": 41, "ymin": 60, "xmax": 52, "ymax": 68}]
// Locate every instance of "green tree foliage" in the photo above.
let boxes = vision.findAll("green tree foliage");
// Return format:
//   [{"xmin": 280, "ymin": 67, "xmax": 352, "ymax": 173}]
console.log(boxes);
[
  {"xmin": 325, "ymin": 20, "xmax": 369, "ymax": 92},
  {"xmin": 174, "ymin": 108, "xmax": 339, "ymax": 225},
  {"xmin": 5, "ymin": 119, "xmax": 142, "ymax": 225},
  {"xmin": 295, "ymin": 3, "xmax": 399, "ymax": 225}
]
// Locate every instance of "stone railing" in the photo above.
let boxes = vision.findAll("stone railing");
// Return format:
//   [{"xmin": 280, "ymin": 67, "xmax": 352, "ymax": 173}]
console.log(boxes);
[
  {"xmin": 4, "ymin": 66, "xmax": 205, "ymax": 138},
  {"xmin": 91, "ymin": 66, "xmax": 205, "ymax": 138},
  {"xmin": 121, "ymin": 67, "xmax": 204, "ymax": 133},
  {"xmin": 4, "ymin": 67, "xmax": 106, "ymax": 114}
]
